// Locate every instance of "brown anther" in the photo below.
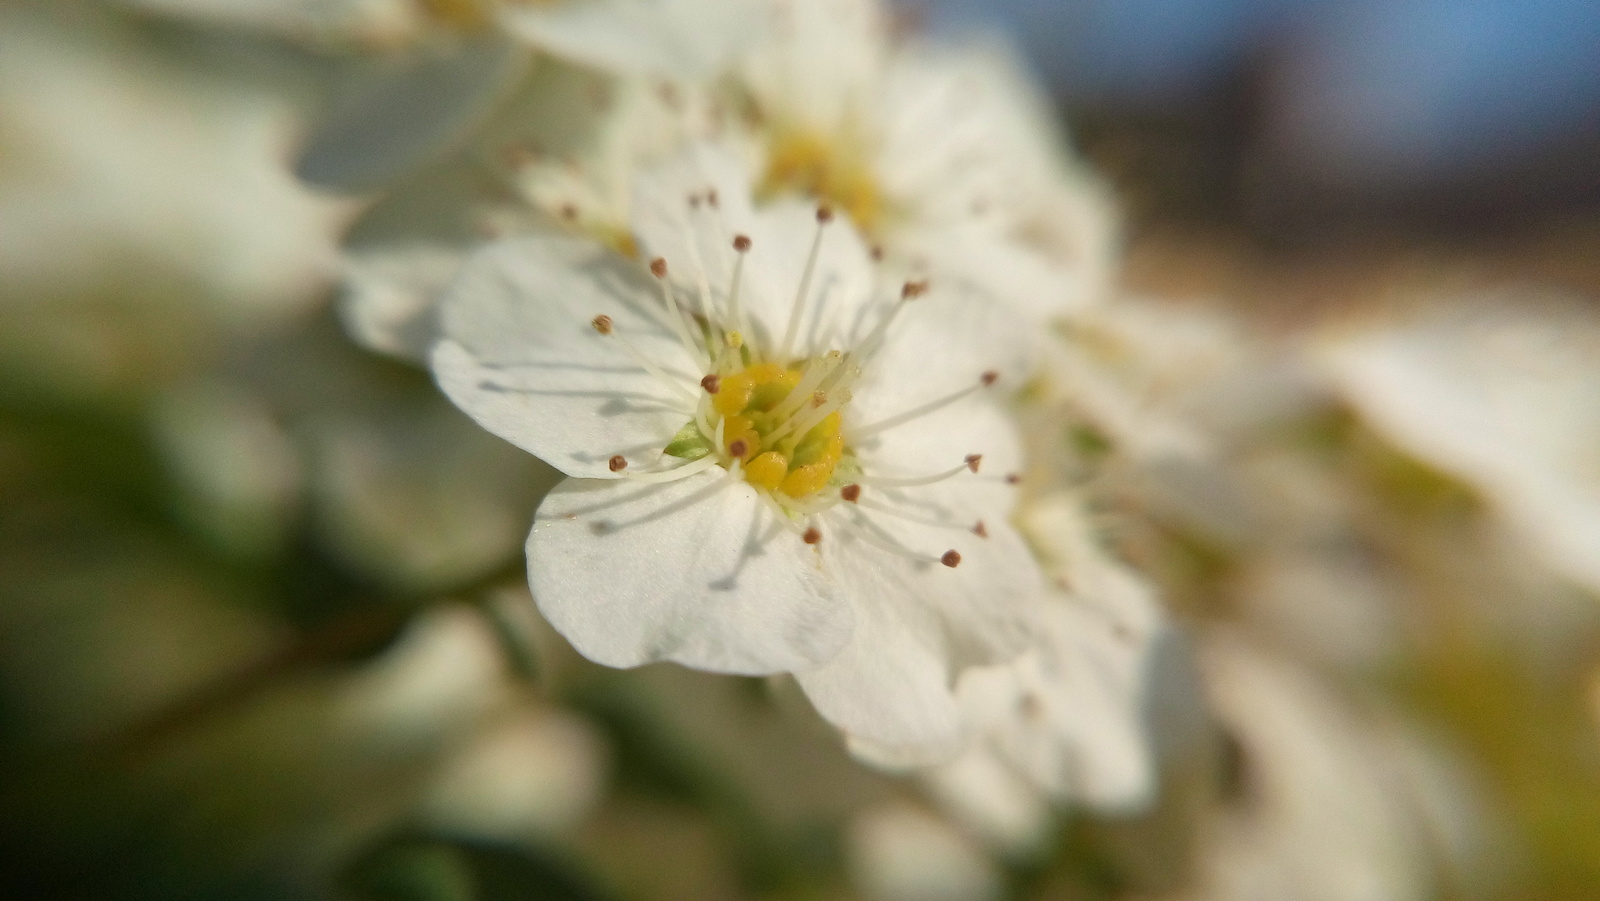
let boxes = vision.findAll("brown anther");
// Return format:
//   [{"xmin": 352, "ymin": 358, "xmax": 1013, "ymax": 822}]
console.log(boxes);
[
  {"xmin": 728, "ymin": 439, "xmax": 748, "ymax": 458},
  {"xmin": 701, "ymin": 374, "xmax": 721, "ymax": 394},
  {"xmin": 559, "ymin": 203, "xmax": 578, "ymax": 221},
  {"xmin": 972, "ymin": 520, "xmax": 988, "ymax": 538},
  {"xmin": 980, "ymin": 370, "xmax": 999, "ymax": 386},
  {"xmin": 940, "ymin": 549, "xmax": 962, "ymax": 568},
  {"xmin": 840, "ymin": 484, "xmax": 861, "ymax": 503},
  {"xmin": 688, "ymin": 193, "xmax": 702, "ymax": 209},
  {"xmin": 706, "ymin": 188, "xmax": 720, "ymax": 208},
  {"xmin": 649, "ymin": 257, "xmax": 668, "ymax": 278},
  {"xmin": 811, "ymin": 390, "xmax": 827, "ymax": 407},
  {"xmin": 608, "ymin": 455, "xmax": 628, "ymax": 472},
  {"xmin": 870, "ymin": 245, "xmax": 884, "ymax": 261},
  {"xmin": 816, "ymin": 205, "xmax": 834, "ymax": 223},
  {"xmin": 1005, "ymin": 473, "xmax": 1022, "ymax": 485},
  {"xmin": 803, "ymin": 527, "xmax": 822, "ymax": 544},
  {"xmin": 965, "ymin": 453, "xmax": 983, "ymax": 473},
  {"xmin": 901, "ymin": 279, "xmax": 929, "ymax": 299},
  {"xmin": 732, "ymin": 234, "xmax": 752, "ymax": 252},
  {"xmin": 1019, "ymin": 693, "xmax": 1043, "ymax": 720},
  {"xmin": 591, "ymin": 314, "xmax": 614, "ymax": 335}
]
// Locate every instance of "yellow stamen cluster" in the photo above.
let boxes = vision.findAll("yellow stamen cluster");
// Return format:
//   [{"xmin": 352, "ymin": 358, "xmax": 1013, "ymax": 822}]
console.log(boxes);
[{"xmin": 703, "ymin": 360, "xmax": 848, "ymax": 499}]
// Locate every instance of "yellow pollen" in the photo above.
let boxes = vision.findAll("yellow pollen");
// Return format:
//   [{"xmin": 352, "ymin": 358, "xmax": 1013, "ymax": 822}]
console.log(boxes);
[
  {"xmin": 672, "ymin": 357, "xmax": 852, "ymax": 500},
  {"xmin": 760, "ymin": 131, "xmax": 883, "ymax": 235}
]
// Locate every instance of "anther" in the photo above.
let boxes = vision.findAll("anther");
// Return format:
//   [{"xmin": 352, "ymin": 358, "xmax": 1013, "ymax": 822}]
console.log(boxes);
[
  {"xmin": 870, "ymin": 245, "xmax": 884, "ymax": 261},
  {"xmin": 591, "ymin": 314, "xmax": 613, "ymax": 335},
  {"xmin": 941, "ymin": 550, "xmax": 962, "ymax": 568},
  {"xmin": 649, "ymin": 257, "xmax": 668, "ymax": 278},
  {"xmin": 965, "ymin": 454, "xmax": 983, "ymax": 473},
  {"xmin": 706, "ymin": 188, "xmax": 720, "ymax": 209},
  {"xmin": 803, "ymin": 527, "xmax": 822, "ymax": 545},
  {"xmin": 972, "ymin": 520, "xmax": 988, "ymax": 538},
  {"xmin": 608, "ymin": 455, "xmax": 628, "ymax": 472},
  {"xmin": 728, "ymin": 439, "xmax": 748, "ymax": 459},
  {"xmin": 733, "ymin": 234, "xmax": 752, "ymax": 252},
  {"xmin": 901, "ymin": 280, "xmax": 929, "ymax": 300},
  {"xmin": 812, "ymin": 390, "xmax": 827, "ymax": 407},
  {"xmin": 1005, "ymin": 473, "xmax": 1021, "ymax": 485},
  {"xmin": 701, "ymin": 374, "xmax": 721, "ymax": 394},
  {"xmin": 559, "ymin": 203, "xmax": 578, "ymax": 221},
  {"xmin": 980, "ymin": 370, "xmax": 998, "ymax": 386},
  {"xmin": 841, "ymin": 484, "xmax": 861, "ymax": 503},
  {"xmin": 688, "ymin": 193, "xmax": 702, "ymax": 209},
  {"xmin": 816, "ymin": 205, "xmax": 834, "ymax": 223}
]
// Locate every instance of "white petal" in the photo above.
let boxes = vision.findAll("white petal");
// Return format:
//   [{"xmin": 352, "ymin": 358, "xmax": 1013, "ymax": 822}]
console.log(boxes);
[
  {"xmin": 528, "ymin": 471, "xmax": 850, "ymax": 674},
  {"xmin": 501, "ymin": 0, "xmax": 766, "ymax": 79},
  {"xmin": 297, "ymin": 38, "xmax": 531, "ymax": 191},
  {"xmin": 795, "ymin": 592, "xmax": 966, "ymax": 767},
  {"xmin": 339, "ymin": 243, "xmax": 464, "ymax": 361},
  {"xmin": 1320, "ymin": 292, "xmax": 1600, "ymax": 594},
  {"xmin": 432, "ymin": 234, "xmax": 701, "ymax": 479},
  {"xmin": 797, "ymin": 507, "xmax": 1044, "ymax": 766}
]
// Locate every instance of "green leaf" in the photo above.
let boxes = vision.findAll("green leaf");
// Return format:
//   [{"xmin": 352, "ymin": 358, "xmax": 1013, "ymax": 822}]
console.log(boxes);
[{"xmin": 662, "ymin": 422, "xmax": 712, "ymax": 460}]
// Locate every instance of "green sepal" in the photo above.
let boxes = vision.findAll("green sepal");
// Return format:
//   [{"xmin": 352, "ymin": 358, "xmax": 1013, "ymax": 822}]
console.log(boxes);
[{"xmin": 663, "ymin": 421, "xmax": 713, "ymax": 460}]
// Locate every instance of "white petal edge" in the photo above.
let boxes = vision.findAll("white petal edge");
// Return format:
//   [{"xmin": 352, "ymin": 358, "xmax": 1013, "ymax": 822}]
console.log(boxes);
[{"xmin": 529, "ymin": 471, "xmax": 851, "ymax": 674}]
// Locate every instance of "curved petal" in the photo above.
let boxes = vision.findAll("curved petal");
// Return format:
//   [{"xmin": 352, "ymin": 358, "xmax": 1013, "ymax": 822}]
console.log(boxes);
[
  {"xmin": 796, "ymin": 502, "xmax": 1045, "ymax": 766},
  {"xmin": 432, "ymin": 234, "xmax": 702, "ymax": 479},
  {"xmin": 501, "ymin": 0, "xmax": 766, "ymax": 80},
  {"xmin": 794, "ymin": 589, "xmax": 966, "ymax": 768},
  {"xmin": 340, "ymin": 243, "xmax": 464, "ymax": 361},
  {"xmin": 528, "ymin": 471, "xmax": 850, "ymax": 674}
]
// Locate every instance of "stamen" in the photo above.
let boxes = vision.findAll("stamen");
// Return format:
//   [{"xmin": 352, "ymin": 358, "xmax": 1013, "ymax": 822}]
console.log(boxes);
[
  {"xmin": 834, "ymin": 511, "xmax": 949, "ymax": 567},
  {"xmin": 940, "ymin": 550, "xmax": 962, "ymax": 568},
  {"xmin": 1005, "ymin": 473, "xmax": 1022, "ymax": 485},
  {"xmin": 852, "ymin": 459, "xmax": 977, "ymax": 488},
  {"xmin": 850, "ymin": 281, "xmax": 926, "ymax": 368},
  {"xmin": 726, "ymin": 235, "xmax": 756, "ymax": 344},
  {"xmin": 593, "ymin": 316, "xmax": 698, "ymax": 405},
  {"xmin": 766, "ymin": 387, "xmax": 851, "ymax": 447},
  {"xmin": 701, "ymin": 374, "xmax": 721, "ymax": 393},
  {"xmin": 852, "ymin": 372, "xmax": 999, "ymax": 438},
  {"xmin": 972, "ymin": 520, "xmax": 988, "ymax": 538},
  {"xmin": 840, "ymin": 484, "xmax": 861, "ymax": 503},
  {"xmin": 965, "ymin": 454, "xmax": 982, "ymax": 473},
  {"xmin": 776, "ymin": 206, "xmax": 832, "ymax": 363},
  {"xmin": 621, "ymin": 454, "xmax": 723, "ymax": 482},
  {"xmin": 803, "ymin": 526, "xmax": 822, "ymax": 545},
  {"xmin": 651, "ymin": 258, "xmax": 708, "ymax": 365},
  {"xmin": 609, "ymin": 455, "xmax": 628, "ymax": 472},
  {"xmin": 767, "ymin": 350, "xmax": 843, "ymax": 423}
]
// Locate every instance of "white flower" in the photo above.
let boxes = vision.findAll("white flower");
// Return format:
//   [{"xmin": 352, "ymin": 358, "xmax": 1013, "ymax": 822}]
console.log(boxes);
[
  {"xmin": 431, "ymin": 143, "xmax": 1045, "ymax": 762},
  {"xmin": 926, "ymin": 493, "xmax": 1162, "ymax": 849},
  {"xmin": 741, "ymin": 0, "xmax": 1118, "ymax": 322},
  {"xmin": 1319, "ymin": 290, "xmax": 1600, "ymax": 596}
]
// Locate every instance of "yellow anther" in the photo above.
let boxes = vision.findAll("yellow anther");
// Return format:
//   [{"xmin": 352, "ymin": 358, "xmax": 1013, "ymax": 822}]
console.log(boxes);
[
  {"xmin": 780, "ymin": 459, "xmax": 837, "ymax": 498},
  {"xmin": 713, "ymin": 372, "xmax": 755, "ymax": 416},
  {"xmin": 750, "ymin": 369, "xmax": 803, "ymax": 412},
  {"xmin": 725, "ymin": 331, "xmax": 744, "ymax": 348},
  {"xmin": 722, "ymin": 414, "xmax": 760, "ymax": 460},
  {"xmin": 792, "ymin": 414, "xmax": 843, "ymax": 467},
  {"xmin": 745, "ymin": 451, "xmax": 790, "ymax": 490},
  {"xmin": 745, "ymin": 362, "xmax": 785, "ymax": 385}
]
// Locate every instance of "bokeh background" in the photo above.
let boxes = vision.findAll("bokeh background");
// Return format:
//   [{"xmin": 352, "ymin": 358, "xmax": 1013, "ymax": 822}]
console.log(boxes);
[{"xmin": 4, "ymin": 1, "xmax": 1599, "ymax": 899}]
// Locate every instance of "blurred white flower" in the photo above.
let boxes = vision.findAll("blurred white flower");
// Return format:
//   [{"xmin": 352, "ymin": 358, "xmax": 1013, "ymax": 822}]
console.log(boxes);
[
  {"xmin": 151, "ymin": 380, "xmax": 304, "ymax": 558},
  {"xmin": 743, "ymin": 0, "xmax": 1117, "ymax": 322},
  {"xmin": 1321, "ymin": 290, "xmax": 1600, "ymax": 597},
  {"xmin": 1159, "ymin": 631, "xmax": 1484, "ymax": 901},
  {"xmin": 848, "ymin": 801, "xmax": 1001, "ymax": 901},
  {"xmin": 431, "ymin": 143, "xmax": 1043, "ymax": 763},
  {"xmin": 0, "ymin": 6, "xmax": 349, "ymax": 323},
  {"xmin": 421, "ymin": 706, "xmax": 607, "ymax": 841}
]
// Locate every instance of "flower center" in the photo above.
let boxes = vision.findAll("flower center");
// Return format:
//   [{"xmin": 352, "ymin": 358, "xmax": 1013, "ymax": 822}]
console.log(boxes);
[{"xmin": 696, "ymin": 355, "xmax": 852, "ymax": 499}]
